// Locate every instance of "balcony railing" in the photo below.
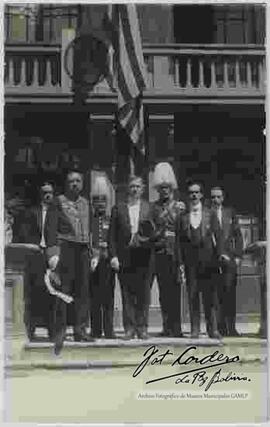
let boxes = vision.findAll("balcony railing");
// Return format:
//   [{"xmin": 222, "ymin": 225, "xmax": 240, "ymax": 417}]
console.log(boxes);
[
  {"xmin": 5, "ymin": 41, "xmax": 265, "ymax": 100},
  {"xmin": 5, "ymin": 43, "xmax": 62, "ymax": 94},
  {"xmin": 143, "ymin": 44, "xmax": 265, "ymax": 97}
]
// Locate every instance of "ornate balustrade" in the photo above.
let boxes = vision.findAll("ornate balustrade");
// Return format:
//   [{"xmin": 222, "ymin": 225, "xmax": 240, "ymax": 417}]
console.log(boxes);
[
  {"xmin": 5, "ymin": 41, "xmax": 265, "ymax": 101},
  {"xmin": 143, "ymin": 44, "xmax": 265, "ymax": 98},
  {"xmin": 5, "ymin": 43, "xmax": 62, "ymax": 95}
]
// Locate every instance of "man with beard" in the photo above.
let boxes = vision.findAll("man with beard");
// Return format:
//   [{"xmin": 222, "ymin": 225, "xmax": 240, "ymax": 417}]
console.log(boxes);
[
  {"xmin": 175, "ymin": 181, "xmax": 221, "ymax": 339},
  {"xmin": 150, "ymin": 162, "xmax": 185, "ymax": 338},
  {"xmin": 45, "ymin": 170, "xmax": 93, "ymax": 354},
  {"xmin": 108, "ymin": 176, "xmax": 152, "ymax": 340}
]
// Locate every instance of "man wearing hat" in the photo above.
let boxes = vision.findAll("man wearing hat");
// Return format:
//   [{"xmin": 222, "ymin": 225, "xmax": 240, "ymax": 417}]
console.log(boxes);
[
  {"xmin": 45, "ymin": 170, "xmax": 93, "ymax": 354},
  {"xmin": 89, "ymin": 175, "xmax": 115, "ymax": 339},
  {"xmin": 150, "ymin": 162, "xmax": 185, "ymax": 337}
]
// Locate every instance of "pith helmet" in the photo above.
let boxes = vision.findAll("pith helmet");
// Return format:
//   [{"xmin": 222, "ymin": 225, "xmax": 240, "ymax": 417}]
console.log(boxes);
[
  {"xmin": 152, "ymin": 162, "xmax": 178, "ymax": 190},
  {"xmin": 91, "ymin": 175, "xmax": 110, "ymax": 199}
]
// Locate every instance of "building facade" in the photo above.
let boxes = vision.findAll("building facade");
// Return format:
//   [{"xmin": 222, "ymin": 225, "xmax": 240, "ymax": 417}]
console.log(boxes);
[{"xmin": 4, "ymin": 4, "xmax": 266, "ymax": 323}]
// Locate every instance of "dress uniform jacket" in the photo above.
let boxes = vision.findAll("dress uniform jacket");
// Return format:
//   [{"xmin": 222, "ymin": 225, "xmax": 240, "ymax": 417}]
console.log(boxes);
[
  {"xmin": 151, "ymin": 199, "xmax": 184, "ymax": 256},
  {"xmin": 90, "ymin": 210, "xmax": 115, "ymax": 338},
  {"xmin": 150, "ymin": 199, "xmax": 184, "ymax": 337},
  {"xmin": 45, "ymin": 194, "xmax": 91, "ymax": 338}
]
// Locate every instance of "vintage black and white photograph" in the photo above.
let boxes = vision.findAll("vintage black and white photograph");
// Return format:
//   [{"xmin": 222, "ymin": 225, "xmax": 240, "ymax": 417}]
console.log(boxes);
[{"xmin": 3, "ymin": 1, "xmax": 268, "ymax": 423}]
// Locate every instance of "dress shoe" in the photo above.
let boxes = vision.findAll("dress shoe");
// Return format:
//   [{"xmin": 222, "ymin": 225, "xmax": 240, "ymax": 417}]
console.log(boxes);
[
  {"xmin": 27, "ymin": 332, "xmax": 36, "ymax": 341},
  {"xmin": 227, "ymin": 329, "xmax": 241, "ymax": 337},
  {"xmin": 219, "ymin": 328, "xmax": 228, "ymax": 337},
  {"xmin": 158, "ymin": 330, "xmax": 169, "ymax": 337},
  {"xmin": 26, "ymin": 325, "xmax": 36, "ymax": 341},
  {"xmin": 105, "ymin": 333, "xmax": 116, "ymax": 339},
  {"xmin": 169, "ymin": 331, "xmax": 183, "ymax": 338},
  {"xmin": 74, "ymin": 333, "xmax": 94, "ymax": 342},
  {"xmin": 259, "ymin": 329, "xmax": 267, "ymax": 339},
  {"xmin": 137, "ymin": 331, "xmax": 149, "ymax": 340},
  {"xmin": 123, "ymin": 330, "xmax": 135, "ymax": 340},
  {"xmin": 54, "ymin": 330, "xmax": 66, "ymax": 356},
  {"xmin": 191, "ymin": 331, "xmax": 199, "ymax": 339},
  {"xmin": 91, "ymin": 332, "xmax": 102, "ymax": 339},
  {"xmin": 47, "ymin": 328, "xmax": 55, "ymax": 342},
  {"xmin": 208, "ymin": 331, "xmax": 222, "ymax": 339}
]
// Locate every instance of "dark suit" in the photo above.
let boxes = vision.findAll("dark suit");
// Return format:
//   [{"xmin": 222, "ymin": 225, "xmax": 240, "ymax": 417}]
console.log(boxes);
[
  {"xmin": 175, "ymin": 205, "xmax": 220, "ymax": 337},
  {"xmin": 45, "ymin": 194, "xmax": 90, "ymax": 340},
  {"xmin": 214, "ymin": 206, "xmax": 243, "ymax": 335},
  {"xmin": 13, "ymin": 205, "xmax": 54, "ymax": 339},
  {"xmin": 108, "ymin": 200, "xmax": 152, "ymax": 336}
]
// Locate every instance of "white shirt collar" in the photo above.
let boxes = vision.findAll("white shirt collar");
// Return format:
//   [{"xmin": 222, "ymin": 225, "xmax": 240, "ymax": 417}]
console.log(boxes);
[
  {"xmin": 190, "ymin": 202, "xmax": 202, "ymax": 212},
  {"xmin": 128, "ymin": 199, "xmax": 141, "ymax": 207}
]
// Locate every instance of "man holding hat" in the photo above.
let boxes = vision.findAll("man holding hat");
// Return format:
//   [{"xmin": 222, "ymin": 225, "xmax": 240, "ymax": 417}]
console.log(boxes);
[
  {"xmin": 45, "ymin": 170, "xmax": 93, "ymax": 354},
  {"xmin": 108, "ymin": 175, "xmax": 152, "ymax": 340}
]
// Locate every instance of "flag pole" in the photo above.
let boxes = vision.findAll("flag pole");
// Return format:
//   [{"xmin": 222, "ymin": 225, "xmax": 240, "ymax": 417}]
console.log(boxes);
[{"xmin": 129, "ymin": 155, "xmax": 135, "ymax": 176}]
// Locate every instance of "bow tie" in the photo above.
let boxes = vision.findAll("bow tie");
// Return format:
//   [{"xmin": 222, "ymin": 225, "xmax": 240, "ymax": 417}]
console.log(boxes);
[{"xmin": 191, "ymin": 207, "xmax": 200, "ymax": 213}]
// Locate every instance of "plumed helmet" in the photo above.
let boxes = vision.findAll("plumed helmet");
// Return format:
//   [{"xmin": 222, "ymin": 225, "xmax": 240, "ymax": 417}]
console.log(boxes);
[
  {"xmin": 152, "ymin": 162, "xmax": 178, "ymax": 190},
  {"xmin": 91, "ymin": 175, "xmax": 110, "ymax": 199}
]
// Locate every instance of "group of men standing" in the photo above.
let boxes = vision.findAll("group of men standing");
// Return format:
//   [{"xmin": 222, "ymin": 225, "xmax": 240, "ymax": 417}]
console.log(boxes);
[{"xmin": 13, "ymin": 162, "xmax": 244, "ymax": 354}]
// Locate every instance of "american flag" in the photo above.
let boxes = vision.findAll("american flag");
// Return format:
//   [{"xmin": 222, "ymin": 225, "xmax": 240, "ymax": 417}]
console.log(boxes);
[{"xmin": 107, "ymin": 4, "xmax": 148, "ymax": 155}]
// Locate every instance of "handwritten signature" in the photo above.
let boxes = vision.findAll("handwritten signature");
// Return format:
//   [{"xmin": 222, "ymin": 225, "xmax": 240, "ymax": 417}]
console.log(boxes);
[{"xmin": 132, "ymin": 345, "xmax": 251, "ymax": 391}]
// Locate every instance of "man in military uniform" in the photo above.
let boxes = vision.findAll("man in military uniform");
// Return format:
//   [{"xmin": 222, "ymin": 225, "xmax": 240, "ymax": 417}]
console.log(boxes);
[
  {"xmin": 90, "ymin": 176, "xmax": 115, "ymax": 339},
  {"xmin": 45, "ymin": 170, "xmax": 93, "ymax": 354},
  {"xmin": 151, "ymin": 162, "xmax": 185, "ymax": 337}
]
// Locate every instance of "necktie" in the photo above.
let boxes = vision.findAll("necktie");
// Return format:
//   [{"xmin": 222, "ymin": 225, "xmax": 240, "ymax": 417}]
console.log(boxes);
[{"xmin": 40, "ymin": 206, "xmax": 47, "ymax": 248}]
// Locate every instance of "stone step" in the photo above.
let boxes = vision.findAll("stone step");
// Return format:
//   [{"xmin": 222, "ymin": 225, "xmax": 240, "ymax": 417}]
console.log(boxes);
[{"xmin": 6, "ymin": 331, "xmax": 267, "ymax": 371}]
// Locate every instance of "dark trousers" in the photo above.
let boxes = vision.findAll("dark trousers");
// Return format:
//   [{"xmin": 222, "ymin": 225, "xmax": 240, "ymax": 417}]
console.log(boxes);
[
  {"xmin": 155, "ymin": 253, "xmax": 181, "ymax": 335},
  {"xmin": 185, "ymin": 263, "xmax": 219, "ymax": 336},
  {"xmin": 118, "ymin": 248, "xmax": 151, "ymax": 334},
  {"xmin": 55, "ymin": 241, "xmax": 90, "ymax": 338},
  {"xmin": 217, "ymin": 261, "xmax": 237, "ymax": 334},
  {"xmin": 90, "ymin": 258, "xmax": 115, "ymax": 337},
  {"xmin": 259, "ymin": 263, "xmax": 267, "ymax": 337},
  {"xmin": 24, "ymin": 249, "xmax": 55, "ymax": 339}
]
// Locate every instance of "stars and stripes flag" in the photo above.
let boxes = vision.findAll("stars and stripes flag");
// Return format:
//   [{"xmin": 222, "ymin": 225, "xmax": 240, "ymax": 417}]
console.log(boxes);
[
  {"xmin": 72, "ymin": 4, "xmax": 147, "ymax": 158},
  {"xmin": 106, "ymin": 4, "xmax": 148, "ymax": 156}
]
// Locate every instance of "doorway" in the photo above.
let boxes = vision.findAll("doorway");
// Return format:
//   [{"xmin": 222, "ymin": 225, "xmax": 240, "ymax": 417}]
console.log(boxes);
[{"xmin": 174, "ymin": 5, "xmax": 214, "ymax": 43}]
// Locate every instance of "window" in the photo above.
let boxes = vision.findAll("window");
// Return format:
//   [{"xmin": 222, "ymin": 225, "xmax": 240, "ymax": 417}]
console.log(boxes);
[
  {"xmin": 173, "ymin": 5, "xmax": 265, "ymax": 45},
  {"xmin": 174, "ymin": 5, "xmax": 214, "ymax": 43},
  {"xmin": 5, "ymin": 4, "xmax": 79, "ymax": 43},
  {"xmin": 5, "ymin": 5, "xmax": 29, "ymax": 42},
  {"xmin": 214, "ymin": 5, "xmax": 264, "ymax": 44}
]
